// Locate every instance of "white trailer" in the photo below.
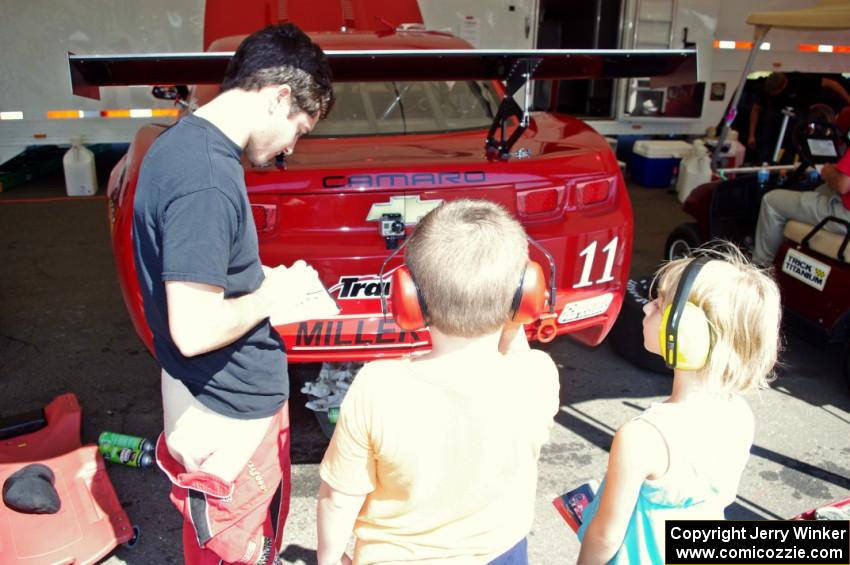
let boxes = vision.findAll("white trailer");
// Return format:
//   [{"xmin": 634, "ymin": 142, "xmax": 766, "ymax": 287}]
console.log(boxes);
[
  {"xmin": 5, "ymin": 0, "xmax": 848, "ymax": 169},
  {"xmin": 0, "ymin": 1, "xmax": 203, "ymax": 166},
  {"xmin": 1, "ymin": 0, "xmax": 535, "ymax": 168},
  {"xmin": 419, "ymin": 0, "xmax": 850, "ymax": 136}
]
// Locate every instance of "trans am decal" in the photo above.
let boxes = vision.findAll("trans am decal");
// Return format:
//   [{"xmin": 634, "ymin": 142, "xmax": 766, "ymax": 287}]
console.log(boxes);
[
  {"xmin": 322, "ymin": 171, "xmax": 486, "ymax": 189},
  {"xmin": 329, "ymin": 275, "xmax": 391, "ymax": 300}
]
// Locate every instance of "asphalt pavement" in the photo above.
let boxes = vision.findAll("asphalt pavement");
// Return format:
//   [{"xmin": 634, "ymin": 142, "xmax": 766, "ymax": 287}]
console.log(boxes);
[{"xmin": 0, "ymin": 163, "xmax": 848, "ymax": 564}]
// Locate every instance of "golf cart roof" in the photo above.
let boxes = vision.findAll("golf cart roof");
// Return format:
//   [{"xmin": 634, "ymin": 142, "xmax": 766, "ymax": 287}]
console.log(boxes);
[{"xmin": 747, "ymin": 0, "xmax": 850, "ymax": 31}]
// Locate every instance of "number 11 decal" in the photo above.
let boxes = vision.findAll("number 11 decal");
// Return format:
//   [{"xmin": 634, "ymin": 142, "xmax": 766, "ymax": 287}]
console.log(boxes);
[{"xmin": 574, "ymin": 237, "xmax": 618, "ymax": 288}]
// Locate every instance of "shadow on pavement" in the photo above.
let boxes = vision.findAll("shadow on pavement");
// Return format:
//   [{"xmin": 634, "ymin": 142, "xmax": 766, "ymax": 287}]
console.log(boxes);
[{"xmin": 280, "ymin": 543, "xmax": 318, "ymax": 565}]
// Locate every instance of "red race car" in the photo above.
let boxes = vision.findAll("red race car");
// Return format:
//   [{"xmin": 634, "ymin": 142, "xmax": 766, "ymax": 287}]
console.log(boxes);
[{"xmin": 69, "ymin": 20, "xmax": 694, "ymax": 364}]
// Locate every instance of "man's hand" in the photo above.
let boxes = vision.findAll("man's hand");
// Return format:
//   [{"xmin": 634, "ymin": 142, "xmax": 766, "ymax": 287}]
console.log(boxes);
[
  {"xmin": 499, "ymin": 321, "xmax": 530, "ymax": 355},
  {"xmin": 747, "ymin": 134, "xmax": 757, "ymax": 150},
  {"xmin": 259, "ymin": 260, "xmax": 335, "ymax": 324},
  {"xmin": 821, "ymin": 163, "xmax": 850, "ymax": 195},
  {"xmin": 261, "ymin": 260, "xmax": 318, "ymax": 298}
]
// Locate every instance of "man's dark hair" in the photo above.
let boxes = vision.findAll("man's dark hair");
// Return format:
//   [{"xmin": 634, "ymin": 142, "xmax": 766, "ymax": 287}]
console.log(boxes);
[
  {"xmin": 765, "ymin": 72, "xmax": 788, "ymax": 97},
  {"xmin": 221, "ymin": 23, "xmax": 334, "ymax": 119}
]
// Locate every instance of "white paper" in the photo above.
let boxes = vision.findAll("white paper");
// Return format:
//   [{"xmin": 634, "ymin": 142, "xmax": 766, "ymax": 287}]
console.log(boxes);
[{"xmin": 269, "ymin": 277, "xmax": 340, "ymax": 326}]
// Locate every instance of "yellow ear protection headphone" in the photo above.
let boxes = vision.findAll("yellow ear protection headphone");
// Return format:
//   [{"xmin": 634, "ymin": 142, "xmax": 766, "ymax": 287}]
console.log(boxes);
[{"xmin": 659, "ymin": 256, "xmax": 713, "ymax": 370}]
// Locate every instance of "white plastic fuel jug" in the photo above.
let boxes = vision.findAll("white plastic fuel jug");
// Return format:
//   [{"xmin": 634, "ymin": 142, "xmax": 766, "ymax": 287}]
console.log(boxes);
[
  {"xmin": 675, "ymin": 139, "xmax": 712, "ymax": 203},
  {"xmin": 63, "ymin": 137, "xmax": 98, "ymax": 196}
]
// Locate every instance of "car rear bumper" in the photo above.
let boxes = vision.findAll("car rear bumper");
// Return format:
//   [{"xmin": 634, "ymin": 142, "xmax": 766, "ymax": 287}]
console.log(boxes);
[{"xmin": 276, "ymin": 286, "xmax": 623, "ymax": 362}]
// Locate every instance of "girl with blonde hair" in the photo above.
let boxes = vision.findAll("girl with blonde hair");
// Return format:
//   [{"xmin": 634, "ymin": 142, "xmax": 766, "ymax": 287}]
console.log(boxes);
[{"xmin": 577, "ymin": 245, "xmax": 782, "ymax": 565}]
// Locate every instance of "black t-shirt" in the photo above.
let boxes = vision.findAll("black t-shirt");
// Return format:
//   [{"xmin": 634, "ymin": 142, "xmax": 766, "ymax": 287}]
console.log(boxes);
[
  {"xmin": 753, "ymin": 73, "xmax": 824, "ymax": 162},
  {"xmin": 756, "ymin": 73, "xmax": 823, "ymax": 130},
  {"xmin": 132, "ymin": 114, "xmax": 287, "ymax": 419}
]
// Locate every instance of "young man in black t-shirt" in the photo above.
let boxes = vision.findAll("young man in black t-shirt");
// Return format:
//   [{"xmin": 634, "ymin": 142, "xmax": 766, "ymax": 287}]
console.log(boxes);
[{"xmin": 133, "ymin": 24, "xmax": 334, "ymax": 565}]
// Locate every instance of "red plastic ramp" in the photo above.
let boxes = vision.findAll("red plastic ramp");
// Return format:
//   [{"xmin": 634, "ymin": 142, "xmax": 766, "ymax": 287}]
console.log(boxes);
[
  {"xmin": 0, "ymin": 394, "xmax": 81, "ymax": 463},
  {"xmin": 0, "ymin": 394, "xmax": 135, "ymax": 564},
  {"xmin": 791, "ymin": 496, "xmax": 850, "ymax": 520}
]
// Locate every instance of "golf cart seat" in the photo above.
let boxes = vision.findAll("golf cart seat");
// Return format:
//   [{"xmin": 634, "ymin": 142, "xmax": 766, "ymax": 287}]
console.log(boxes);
[{"xmin": 784, "ymin": 219, "xmax": 850, "ymax": 263}]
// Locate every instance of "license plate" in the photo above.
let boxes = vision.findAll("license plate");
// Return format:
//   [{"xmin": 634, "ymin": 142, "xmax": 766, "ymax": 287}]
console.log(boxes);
[{"xmin": 559, "ymin": 293, "xmax": 614, "ymax": 324}]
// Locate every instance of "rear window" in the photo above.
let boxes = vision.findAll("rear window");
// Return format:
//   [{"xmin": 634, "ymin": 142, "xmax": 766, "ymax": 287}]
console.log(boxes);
[
  {"xmin": 191, "ymin": 80, "xmax": 498, "ymax": 136},
  {"xmin": 311, "ymin": 80, "xmax": 498, "ymax": 136}
]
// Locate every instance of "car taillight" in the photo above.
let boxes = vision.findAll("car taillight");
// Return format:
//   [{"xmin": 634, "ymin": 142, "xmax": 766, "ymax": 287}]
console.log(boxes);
[
  {"xmin": 517, "ymin": 186, "xmax": 564, "ymax": 218},
  {"xmin": 576, "ymin": 178, "xmax": 612, "ymax": 207},
  {"xmin": 251, "ymin": 204, "xmax": 278, "ymax": 233}
]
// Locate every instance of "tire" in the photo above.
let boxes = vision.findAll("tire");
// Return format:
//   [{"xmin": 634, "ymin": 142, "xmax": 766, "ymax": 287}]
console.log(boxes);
[
  {"xmin": 124, "ymin": 525, "xmax": 141, "ymax": 549},
  {"xmin": 665, "ymin": 223, "xmax": 703, "ymax": 261},
  {"xmin": 608, "ymin": 276, "xmax": 672, "ymax": 375}
]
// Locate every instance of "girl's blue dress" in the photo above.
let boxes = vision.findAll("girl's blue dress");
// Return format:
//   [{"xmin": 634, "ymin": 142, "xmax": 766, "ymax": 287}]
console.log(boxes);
[{"xmin": 577, "ymin": 400, "xmax": 753, "ymax": 565}]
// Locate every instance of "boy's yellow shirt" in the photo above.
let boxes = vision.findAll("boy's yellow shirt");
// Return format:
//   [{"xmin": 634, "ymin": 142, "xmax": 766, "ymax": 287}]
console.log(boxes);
[{"xmin": 320, "ymin": 349, "xmax": 560, "ymax": 564}]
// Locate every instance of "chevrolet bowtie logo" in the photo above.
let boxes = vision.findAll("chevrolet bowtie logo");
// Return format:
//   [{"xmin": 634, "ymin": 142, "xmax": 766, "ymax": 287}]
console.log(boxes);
[{"xmin": 366, "ymin": 195, "xmax": 444, "ymax": 225}]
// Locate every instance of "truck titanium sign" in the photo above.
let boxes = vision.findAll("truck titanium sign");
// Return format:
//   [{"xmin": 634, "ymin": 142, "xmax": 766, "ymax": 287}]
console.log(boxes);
[{"xmin": 782, "ymin": 248, "xmax": 831, "ymax": 291}]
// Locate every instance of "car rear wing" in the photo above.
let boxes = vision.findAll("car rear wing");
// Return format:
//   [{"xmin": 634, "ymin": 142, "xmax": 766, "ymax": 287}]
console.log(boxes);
[
  {"xmin": 69, "ymin": 48, "xmax": 695, "ymax": 96},
  {"xmin": 69, "ymin": 48, "xmax": 696, "ymax": 158}
]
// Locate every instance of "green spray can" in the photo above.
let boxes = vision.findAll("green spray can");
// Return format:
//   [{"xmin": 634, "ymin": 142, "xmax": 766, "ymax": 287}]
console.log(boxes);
[
  {"xmin": 98, "ymin": 431, "xmax": 155, "ymax": 454},
  {"xmin": 101, "ymin": 445, "xmax": 154, "ymax": 468},
  {"xmin": 328, "ymin": 406, "xmax": 339, "ymax": 425}
]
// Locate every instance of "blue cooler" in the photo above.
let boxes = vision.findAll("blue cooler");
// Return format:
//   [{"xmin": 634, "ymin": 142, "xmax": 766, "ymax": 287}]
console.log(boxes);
[{"xmin": 629, "ymin": 140, "xmax": 691, "ymax": 188}]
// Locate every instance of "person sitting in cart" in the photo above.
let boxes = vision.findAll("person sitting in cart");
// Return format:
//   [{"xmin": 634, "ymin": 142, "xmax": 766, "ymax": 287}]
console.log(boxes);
[
  {"xmin": 315, "ymin": 199, "xmax": 560, "ymax": 565},
  {"xmin": 753, "ymin": 149, "xmax": 850, "ymax": 266},
  {"xmin": 747, "ymin": 72, "xmax": 850, "ymax": 164}
]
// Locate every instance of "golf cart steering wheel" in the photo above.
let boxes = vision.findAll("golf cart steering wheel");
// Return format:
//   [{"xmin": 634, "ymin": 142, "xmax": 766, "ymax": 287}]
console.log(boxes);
[{"xmin": 792, "ymin": 118, "xmax": 846, "ymax": 169}]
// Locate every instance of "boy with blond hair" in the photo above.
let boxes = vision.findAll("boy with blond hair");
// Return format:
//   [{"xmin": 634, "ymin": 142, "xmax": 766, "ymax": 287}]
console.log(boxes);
[
  {"xmin": 316, "ymin": 199, "xmax": 560, "ymax": 564},
  {"xmin": 578, "ymin": 246, "xmax": 782, "ymax": 565}
]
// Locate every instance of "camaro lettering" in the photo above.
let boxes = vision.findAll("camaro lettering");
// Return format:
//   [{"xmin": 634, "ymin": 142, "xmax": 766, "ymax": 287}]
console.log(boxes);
[
  {"xmin": 348, "ymin": 174, "xmax": 373, "ymax": 187},
  {"xmin": 295, "ymin": 320, "xmax": 422, "ymax": 347},
  {"xmin": 322, "ymin": 171, "xmax": 486, "ymax": 188},
  {"xmin": 375, "ymin": 173, "xmax": 407, "ymax": 187},
  {"xmin": 322, "ymin": 175, "xmax": 345, "ymax": 188},
  {"xmin": 412, "ymin": 173, "xmax": 435, "ymax": 185}
]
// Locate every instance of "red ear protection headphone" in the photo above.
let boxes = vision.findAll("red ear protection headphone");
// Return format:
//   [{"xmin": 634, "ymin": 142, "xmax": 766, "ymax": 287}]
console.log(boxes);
[
  {"xmin": 387, "ymin": 265, "xmax": 429, "ymax": 330},
  {"xmin": 379, "ymin": 237, "xmax": 556, "ymax": 331}
]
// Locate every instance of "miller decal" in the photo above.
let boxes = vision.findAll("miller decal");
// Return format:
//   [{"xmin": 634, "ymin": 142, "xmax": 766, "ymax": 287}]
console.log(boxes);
[
  {"xmin": 293, "ymin": 319, "xmax": 425, "ymax": 349},
  {"xmin": 367, "ymin": 195, "xmax": 444, "ymax": 226}
]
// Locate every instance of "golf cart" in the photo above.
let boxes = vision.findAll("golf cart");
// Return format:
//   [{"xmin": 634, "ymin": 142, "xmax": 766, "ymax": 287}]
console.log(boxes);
[
  {"xmin": 665, "ymin": 118, "xmax": 845, "ymax": 259},
  {"xmin": 612, "ymin": 1, "xmax": 850, "ymax": 385},
  {"xmin": 613, "ymin": 119, "xmax": 850, "ymax": 383},
  {"xmin": 664, "ymin": 119, "xmax": 850, "ymax": 382}
]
